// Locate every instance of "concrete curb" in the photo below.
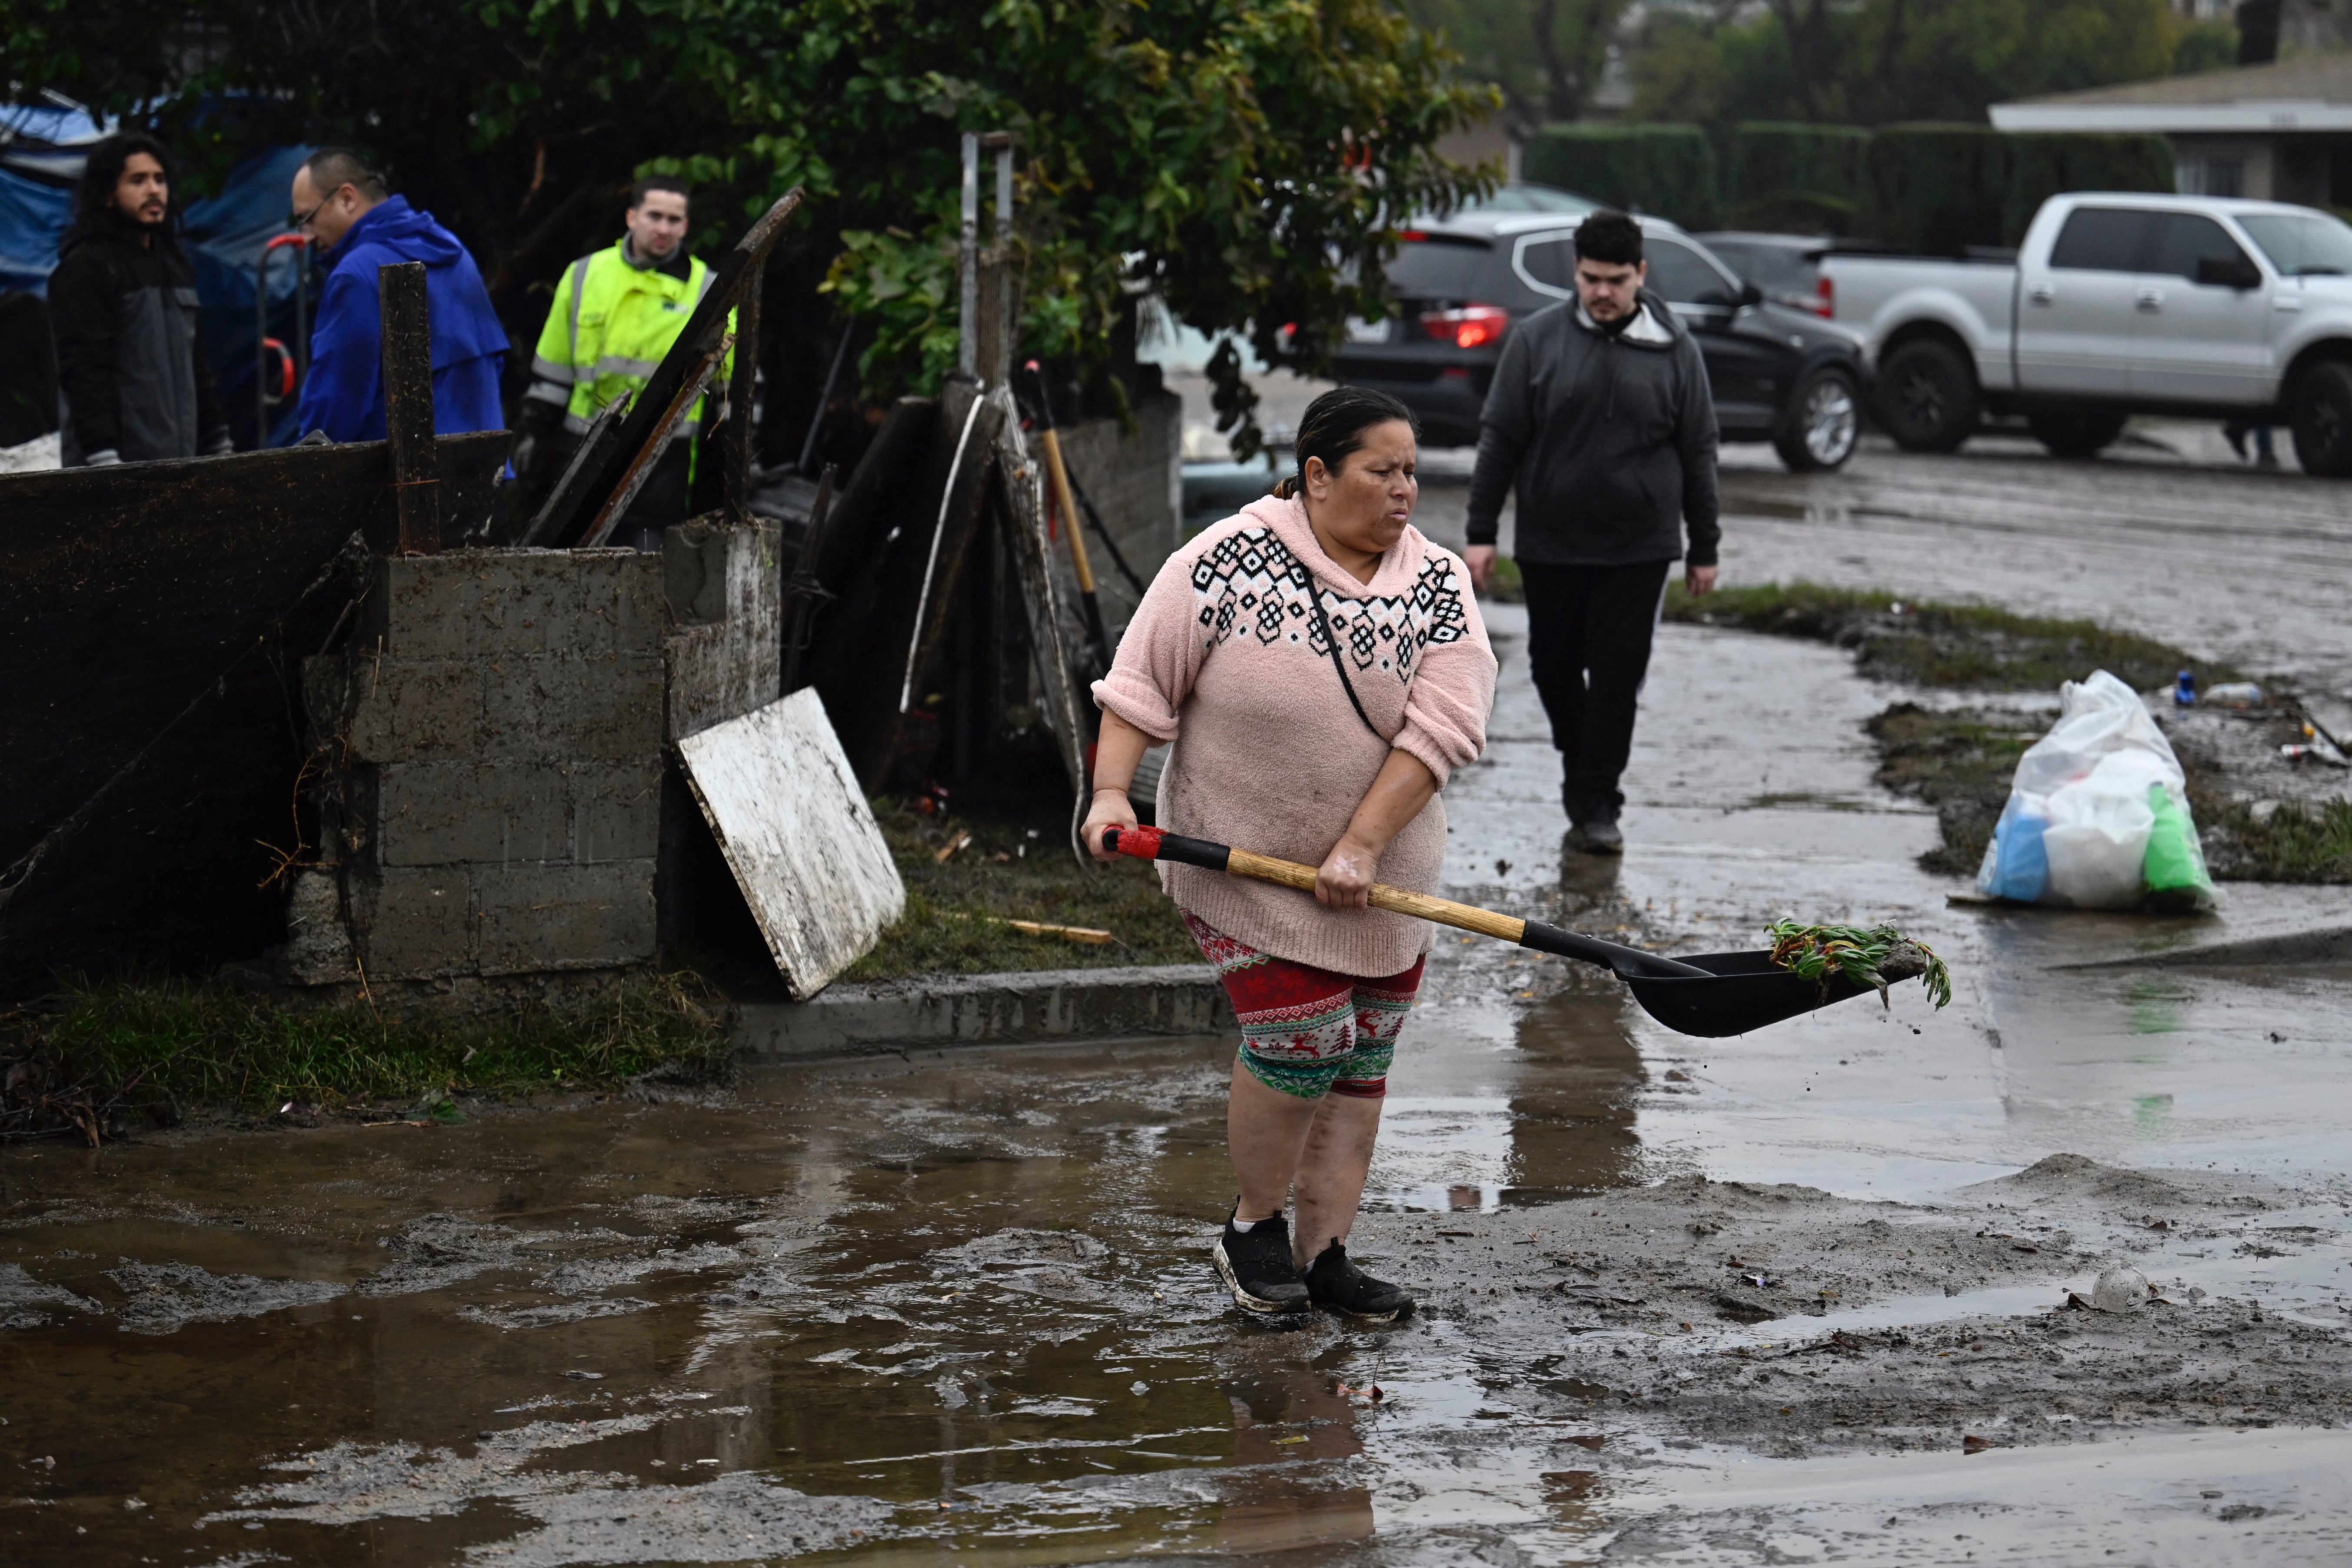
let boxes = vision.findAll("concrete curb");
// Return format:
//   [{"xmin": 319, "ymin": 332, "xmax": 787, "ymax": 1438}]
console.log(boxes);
[{"xmin": 732, "ymin": 964, "xmax": 1233, "ymax": 1059}]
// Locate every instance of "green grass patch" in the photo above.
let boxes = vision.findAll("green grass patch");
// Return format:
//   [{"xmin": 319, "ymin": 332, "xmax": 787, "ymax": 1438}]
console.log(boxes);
[
  {"xmin": 1665, "ymin": 580, "xmax": 2239, "ymax": 692},
  {"xmin": 1866, "ymin": 703, "xmax": 2042, "ymax": 875},
  {"xmin": 2203, "ymin": 797, "xmax": 2352, "ymax": 882},
  {"xmin": 2, "ymin": 971, "xmax": 730, "ymax": 1142},
  {"xmin": 845, "ymin": 800, "xmax": 1198, "ymax": 980}
]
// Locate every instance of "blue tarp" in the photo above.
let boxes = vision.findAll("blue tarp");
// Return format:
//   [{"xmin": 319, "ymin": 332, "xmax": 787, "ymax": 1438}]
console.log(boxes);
[{"xmin": 0, "ymin": 102, "xmax": 106, "ymax": 293}]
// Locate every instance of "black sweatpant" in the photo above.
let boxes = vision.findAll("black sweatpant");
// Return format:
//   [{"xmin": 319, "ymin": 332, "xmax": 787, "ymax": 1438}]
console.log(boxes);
[{"xmin": 1518, "ymin": 558, "xmax": 1673, "ymax": 823}]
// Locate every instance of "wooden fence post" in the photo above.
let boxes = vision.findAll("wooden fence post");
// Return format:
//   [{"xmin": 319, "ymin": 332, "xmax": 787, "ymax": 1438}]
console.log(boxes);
[{"xmin": 378, "ymin": 261, "xmax": 439, "ymax": 554}]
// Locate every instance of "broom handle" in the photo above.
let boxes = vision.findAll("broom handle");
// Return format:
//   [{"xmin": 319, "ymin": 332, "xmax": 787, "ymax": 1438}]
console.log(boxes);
[{"xmin": 1103, "ymin": 826, "xmax": 1707, "ymax": 979}]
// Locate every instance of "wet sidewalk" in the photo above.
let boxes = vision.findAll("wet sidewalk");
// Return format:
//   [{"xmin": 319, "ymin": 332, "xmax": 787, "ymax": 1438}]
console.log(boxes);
[{"xmin": 5, "ymin": 596, "xmax": 2351, "ymax": 1565}]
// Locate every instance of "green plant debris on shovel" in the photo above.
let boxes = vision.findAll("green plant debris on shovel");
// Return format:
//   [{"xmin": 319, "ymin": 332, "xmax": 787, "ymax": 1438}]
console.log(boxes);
[{"xmin": 1767, "ymin": 921, "xmax": 1953, "ymax": 1010}]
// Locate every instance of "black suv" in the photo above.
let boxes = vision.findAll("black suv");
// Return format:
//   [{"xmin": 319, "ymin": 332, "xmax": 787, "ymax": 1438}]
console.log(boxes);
[{"xmin": 1334, "ymin": 210, "xmax": 1870, "ymax": 471}]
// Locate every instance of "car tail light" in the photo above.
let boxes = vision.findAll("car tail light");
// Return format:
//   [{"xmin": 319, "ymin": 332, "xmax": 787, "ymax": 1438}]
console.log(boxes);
[
  {"xmin": 1812, "ymin": 274, "xmax": 1834, "ymax": 319},
  {"xmin": 1421, "ymin": 303, "xmax": 1508, "ymax": 350}
]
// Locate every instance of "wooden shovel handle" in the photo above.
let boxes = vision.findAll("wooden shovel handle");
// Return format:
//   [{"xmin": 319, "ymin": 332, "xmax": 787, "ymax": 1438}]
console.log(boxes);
[{"xmin": 1103, "ymin": 824, "xmax": 1707, "ymax": 979}]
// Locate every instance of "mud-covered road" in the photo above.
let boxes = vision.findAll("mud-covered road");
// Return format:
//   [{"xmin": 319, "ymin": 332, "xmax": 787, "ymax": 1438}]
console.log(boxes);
[{"xmin": 9, "ymin": 434, "xmax": 2352, "ymax": 1564}]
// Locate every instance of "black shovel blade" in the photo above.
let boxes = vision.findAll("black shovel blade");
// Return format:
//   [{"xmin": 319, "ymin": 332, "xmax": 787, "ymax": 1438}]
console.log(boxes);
[{"xmin": 1622, "ymin": 950, "xmax": 1872, "ymax": 1038}]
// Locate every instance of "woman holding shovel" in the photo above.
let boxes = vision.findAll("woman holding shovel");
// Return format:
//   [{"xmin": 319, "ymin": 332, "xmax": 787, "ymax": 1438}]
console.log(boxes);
[{"xmin": 1084, "ymin": 387, "xmax": 1497, "ymax": 1321}]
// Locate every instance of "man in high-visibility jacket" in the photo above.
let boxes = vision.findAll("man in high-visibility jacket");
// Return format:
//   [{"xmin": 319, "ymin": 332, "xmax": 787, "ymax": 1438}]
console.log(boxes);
[{"xmin": 518, "ymin": 175, "xmax": 730, "ymax": 548}]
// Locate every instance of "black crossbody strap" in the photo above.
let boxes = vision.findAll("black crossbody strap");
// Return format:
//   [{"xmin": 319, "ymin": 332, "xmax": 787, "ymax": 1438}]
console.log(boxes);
[{"xmin": 1306, "ymin": 580, "xmax": 1392, "ymax": 744}]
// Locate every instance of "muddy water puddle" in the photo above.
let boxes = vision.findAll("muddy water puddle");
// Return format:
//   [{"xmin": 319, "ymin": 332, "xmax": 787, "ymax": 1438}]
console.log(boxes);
[{"xmin": 0, "ymin": 1026, "xmax": 1664, "ymax": 1565}]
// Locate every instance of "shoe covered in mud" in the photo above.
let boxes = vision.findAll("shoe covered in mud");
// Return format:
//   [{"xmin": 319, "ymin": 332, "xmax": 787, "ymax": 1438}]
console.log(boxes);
[
  {"xmin": 1214, "ymin": 1211, "xmax": 1309, "ymax": 1313},
  {"xmin": 1567, "ymin": 818, "xmax": 1624, "ymax": 856},
  {"xmin": 1303, "ymin": 1241, "xmax": 1415, "ymax": 1323}
]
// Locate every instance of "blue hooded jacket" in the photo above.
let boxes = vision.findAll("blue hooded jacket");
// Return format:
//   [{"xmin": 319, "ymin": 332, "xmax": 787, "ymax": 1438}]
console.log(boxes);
[{"xmin": 295, "ymin": 195, "xmax": 508, "ymax": 443}]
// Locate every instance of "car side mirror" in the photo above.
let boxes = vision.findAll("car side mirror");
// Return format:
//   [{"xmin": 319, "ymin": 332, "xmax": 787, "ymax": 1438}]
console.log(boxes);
[
  {"xmin": 2196, "ymin": 255, "xmax": 2262, "ymax": 290},
  {"xmin": 1738, "ymin": 279, "xmax": 1765, "ymax": 307}
]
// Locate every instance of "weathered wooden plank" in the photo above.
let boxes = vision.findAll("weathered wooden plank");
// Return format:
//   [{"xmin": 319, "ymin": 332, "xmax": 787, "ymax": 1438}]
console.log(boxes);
[
  {"xmin": 676, "ymin": 688, "xmax": 905, "ymax": 1001},
  {"xmin": 0, "ymin": 432, "xmax": 506, "ymax": 996},
  {"xmin": 378, "ymin": 261, "xmax": 440, "ymax": 553},
  {"xmin": 988, "ymin": 381, "xmax": 1090, "ymax": 804}
]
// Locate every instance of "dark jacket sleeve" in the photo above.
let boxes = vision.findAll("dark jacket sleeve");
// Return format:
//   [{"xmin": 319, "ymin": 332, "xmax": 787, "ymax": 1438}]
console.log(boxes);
[
  {"xmin": 47, "ymin": 250, "xmax": 120, "ymax": 458},
  {"xmin": 1674, "ymin": 331, "xmax": 1721, "ymax": 568},
  {"xmin": 1465, "ymin": 322, "xmax": 1536, "ymax": 548}
]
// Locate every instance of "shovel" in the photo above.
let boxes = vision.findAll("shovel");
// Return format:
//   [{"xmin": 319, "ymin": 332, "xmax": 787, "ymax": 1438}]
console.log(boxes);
[{"xmin": 1102, "ymin": 825, "xmax": 1878, "ymax": 1038}]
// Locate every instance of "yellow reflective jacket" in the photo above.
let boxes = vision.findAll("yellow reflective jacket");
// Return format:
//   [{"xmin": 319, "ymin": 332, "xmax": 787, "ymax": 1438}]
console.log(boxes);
[{"xmin": 526, "ymin": 241, "xmax": 733, "ymax": 437}]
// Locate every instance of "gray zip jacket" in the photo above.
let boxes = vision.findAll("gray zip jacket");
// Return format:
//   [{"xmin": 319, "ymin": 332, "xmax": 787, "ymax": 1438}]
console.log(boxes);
[{"xmin": 1465, "ymin": 293, "xmax": 1719, "ymax": 568}]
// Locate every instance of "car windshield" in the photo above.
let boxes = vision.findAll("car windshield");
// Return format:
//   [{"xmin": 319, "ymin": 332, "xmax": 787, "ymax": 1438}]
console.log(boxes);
[{"xmin": 2237, "ymin": 213, "xmax": 2352, "ymax": 276}]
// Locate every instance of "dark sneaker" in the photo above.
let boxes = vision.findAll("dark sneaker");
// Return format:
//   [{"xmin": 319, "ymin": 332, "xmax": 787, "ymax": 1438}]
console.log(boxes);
[
  {"xmin": 1214, "ymin": 1210, "xmax": 1308, "ymax": 1313},
  {"xmin": 1567, "ymin": 819, "xmax": 1624, "ymax": 855},
  {"xmin": 1303, "ymin": 1241, "xmax": 1415, "ymax": 1323}
]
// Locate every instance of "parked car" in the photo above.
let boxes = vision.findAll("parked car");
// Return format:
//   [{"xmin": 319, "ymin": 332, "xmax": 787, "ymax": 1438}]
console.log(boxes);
[
  {"xmin": 1695, "ymin": 231, "xmax": 1834, "ymax": 316},
  {"xmin": 1822, "ymin": 191, "xmax": 2352, "ymax": 472},
  {"xmin": 1336, "ymin": 210, "xmax": 1870, "ymax": 472}
]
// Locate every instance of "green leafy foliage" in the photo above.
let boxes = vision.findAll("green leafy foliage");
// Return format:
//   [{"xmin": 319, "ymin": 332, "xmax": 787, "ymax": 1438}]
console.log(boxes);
[
  {"xmin": 1402, "ymin": 0, "xmax": 1633, "ymax": 125},
  {"xmin": 5, "ymin": 1, "xmax": 1495, "ymax": 449},
  {"xmin": 1767, "ymin": 920, "xmax": 1952, "ymax": 1009},
  {"xmin": 1626, "ymin": 0, "xmax": 2207, "ymax": 128}
]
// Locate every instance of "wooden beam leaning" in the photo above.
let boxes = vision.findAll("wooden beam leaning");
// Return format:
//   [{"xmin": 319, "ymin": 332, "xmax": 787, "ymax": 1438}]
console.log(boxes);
[
  {"xmin": 578, "ymin": 331, "xmax": 735, "ymax": 548},
  {"xmin": 517, "ymin": 390, "xmax": 631, "ymax": 547},
  {"xmin": 725, "ymin": 257, "xmax": 762, "ymax": 523},
  {"xmin": 986, "ymin": 382, "xmax": 1089, "ymax": 806},
  {"xmin": 541, "ymin": 187, "xmax": 804, "ymax": 547},
  {"xmin": 377, "ymin": 261, "xmax": 440, "ymax": 553}
]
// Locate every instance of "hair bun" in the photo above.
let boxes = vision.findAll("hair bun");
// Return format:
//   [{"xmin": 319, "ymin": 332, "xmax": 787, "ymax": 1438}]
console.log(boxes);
[{"xmin": 1272, "ymin": 475, "xmax": 1299, "ymax": 500}]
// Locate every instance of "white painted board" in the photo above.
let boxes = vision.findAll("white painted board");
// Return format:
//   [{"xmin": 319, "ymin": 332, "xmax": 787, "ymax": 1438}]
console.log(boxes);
[{"xmin": 677, "ymin": 687, "xmax": 905, "ymax": 1000}]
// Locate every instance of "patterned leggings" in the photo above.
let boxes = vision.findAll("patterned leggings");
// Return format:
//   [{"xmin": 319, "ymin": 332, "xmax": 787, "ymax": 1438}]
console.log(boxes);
[{"xmin": 1183, "ymin": 911, "xmax": 1425, "ymax": 1101}]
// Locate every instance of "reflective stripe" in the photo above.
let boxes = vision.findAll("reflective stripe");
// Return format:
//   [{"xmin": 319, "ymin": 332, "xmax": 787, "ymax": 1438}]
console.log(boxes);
[
  {"xmin": 529, "ymin": 354, "xmax": 575, "ymax": 384},
  {"xmin": 692, "ymin": 262, "xmax": 713, "ymax": 305},
  {"xmin": 590, "ymin": 354, "xmax": 663, "ymax": 379},
  {"xmin": 565, "ymin": 255, "xmax": 593, "ymax": 369},
  {"xmin": 524, "ymin": 379, "xmax": 571, "ymax": 406}
]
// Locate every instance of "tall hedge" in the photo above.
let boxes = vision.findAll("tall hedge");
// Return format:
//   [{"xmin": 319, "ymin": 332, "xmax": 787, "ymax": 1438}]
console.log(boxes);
[
  {"xmin": 1721, "ymin": 122, "xmax": 1871, "ymax": 234},
  {"xmin": 2001, "ymin": 132, "xmax": 2175, "ymax": 244},
  {"xmin": 1523, "ymin": 124, "xmax": 1719, "ymax": 229},
  {"xmin": 1858, "ymin": 124, "xmax": 2174, "ymax": 253}
]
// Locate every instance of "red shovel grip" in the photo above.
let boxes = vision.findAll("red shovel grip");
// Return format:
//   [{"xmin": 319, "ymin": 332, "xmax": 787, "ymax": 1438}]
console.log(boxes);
[{"xmin": 1102, "ymin": 824, "xmax": 1162, "ymax": 860}]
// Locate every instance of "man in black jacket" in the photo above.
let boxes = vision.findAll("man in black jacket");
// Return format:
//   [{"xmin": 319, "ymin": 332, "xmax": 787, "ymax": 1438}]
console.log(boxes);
[
  {"xmin": 1464, "ymin": 211, "xmax": 1719, "ymax": 855},
  {"xmin": 49, "ymin": 132, "xmax": 231, "ymax": 467}
]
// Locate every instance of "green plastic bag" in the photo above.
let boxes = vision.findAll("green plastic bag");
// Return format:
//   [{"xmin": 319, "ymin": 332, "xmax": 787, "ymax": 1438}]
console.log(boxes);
[{"xmin": 2142, "ymin": 783, "xmax": 2215, "ymax": 907}]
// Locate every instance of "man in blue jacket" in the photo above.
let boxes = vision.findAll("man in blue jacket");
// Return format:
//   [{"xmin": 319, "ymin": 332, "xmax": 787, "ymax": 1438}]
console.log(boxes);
[{"xmin": 289, "ymin": 148, "xmax": 507, "ymax": 442}]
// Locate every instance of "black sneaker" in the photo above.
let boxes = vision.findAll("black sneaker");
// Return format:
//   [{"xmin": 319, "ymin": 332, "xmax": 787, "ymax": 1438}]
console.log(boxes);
[
  {"xmin": 1567, "ymin": 818, "xmax": 1623, "ymax": 855},
  {"xmin": 1213, "ymin": 1209, "xmax": 1308, "ymax": 1313},
  {"xmin": 1303, "ymin": 1241, "xmax": 1415, "ymax": 1323}
]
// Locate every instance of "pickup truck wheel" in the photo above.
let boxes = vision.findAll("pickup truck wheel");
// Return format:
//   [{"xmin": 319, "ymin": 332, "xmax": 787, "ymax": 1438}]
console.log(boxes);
[
  {"xmin": 2289, "ymin": 361, "xmax": 2352, "ymax": 477},
  {"xmin": 1876, "ymin": 339, "xmax": 1979, "ymax": 453},
  {"xmin": 1774, "ymin": 365, "xmax": 1861, "ymax": 472},
  {"xmin": 2025, "ymin": 409, "xmax": 2128, "ymax": 459}
]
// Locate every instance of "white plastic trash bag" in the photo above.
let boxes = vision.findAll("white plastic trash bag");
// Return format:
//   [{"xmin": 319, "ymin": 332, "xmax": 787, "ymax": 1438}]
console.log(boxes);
[{"xmin": 1976, "ymin": 670, "xmax": 2217, "ymax": 910}]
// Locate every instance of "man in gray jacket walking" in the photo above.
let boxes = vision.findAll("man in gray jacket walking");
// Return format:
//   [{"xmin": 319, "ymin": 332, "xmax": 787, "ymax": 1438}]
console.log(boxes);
[{"xmin": 1464, "ymin": 210, "xmax": 1719, "ymax": 854}]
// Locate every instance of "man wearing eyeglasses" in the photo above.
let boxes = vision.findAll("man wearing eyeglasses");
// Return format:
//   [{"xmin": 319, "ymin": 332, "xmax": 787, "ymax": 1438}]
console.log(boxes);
[{"xmin": 288, "ymin": 147, "xmax": 507, "ymax": 446}]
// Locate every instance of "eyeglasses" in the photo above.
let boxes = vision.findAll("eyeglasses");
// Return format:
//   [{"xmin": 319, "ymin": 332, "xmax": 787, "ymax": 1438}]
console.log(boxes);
[{"xmin": 288, "ymin": 186, "xmax": 346, "ymax": 232}]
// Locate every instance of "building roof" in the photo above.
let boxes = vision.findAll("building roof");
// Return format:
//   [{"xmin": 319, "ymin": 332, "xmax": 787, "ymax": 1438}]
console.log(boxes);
[{"xmin": 1991, "ymin": 54, "xmax": 2352, "ymax": 132}]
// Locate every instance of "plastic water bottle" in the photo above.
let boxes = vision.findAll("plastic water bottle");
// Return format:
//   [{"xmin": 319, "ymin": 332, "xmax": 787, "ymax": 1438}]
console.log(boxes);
[{"xmin": 2174, "ymin": 670, "xmax": 2196, "ymax": 707}]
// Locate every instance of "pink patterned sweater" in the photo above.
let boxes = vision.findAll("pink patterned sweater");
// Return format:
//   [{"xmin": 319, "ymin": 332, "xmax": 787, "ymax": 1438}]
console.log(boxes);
[{"xmin": 1092, "ymin": 495, "xmax": 1498, "ymax": 977}]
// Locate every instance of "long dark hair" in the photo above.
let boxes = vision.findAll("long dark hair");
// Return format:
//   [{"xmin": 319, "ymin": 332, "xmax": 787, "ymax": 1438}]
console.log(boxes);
[
  {"xmin": 1272, "ymin": 386, "xmax": 1418, "ymax": 499},
  {"xmin": 73, "ymin": 132, "xmax": 181, "ymax": 242}
]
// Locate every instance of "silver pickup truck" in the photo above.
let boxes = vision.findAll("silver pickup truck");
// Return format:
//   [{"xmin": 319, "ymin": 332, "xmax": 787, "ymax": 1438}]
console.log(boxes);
[{"xmin": 1823, "ymin": 192, "xmax": 2352, "ymax": 473}]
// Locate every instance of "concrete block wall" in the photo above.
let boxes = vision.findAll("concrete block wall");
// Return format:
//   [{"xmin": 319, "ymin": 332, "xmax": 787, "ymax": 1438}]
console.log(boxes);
[
  {"xmin": 288, "ymin": 522, "xmax": 779, "ymax": 986},
  {"xmin": 1034, "ymin": 385, "xmax": 1182, "ymax": 638}
]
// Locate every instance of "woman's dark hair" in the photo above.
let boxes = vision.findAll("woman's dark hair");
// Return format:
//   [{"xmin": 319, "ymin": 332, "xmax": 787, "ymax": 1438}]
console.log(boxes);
[
  {"xmin": 75, "ymin": 132, "xmax": 179, "ymax": 238},
  {"xmin": 1272, "ymin": 386, "xmax": 1418, "ymax": 499}
]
